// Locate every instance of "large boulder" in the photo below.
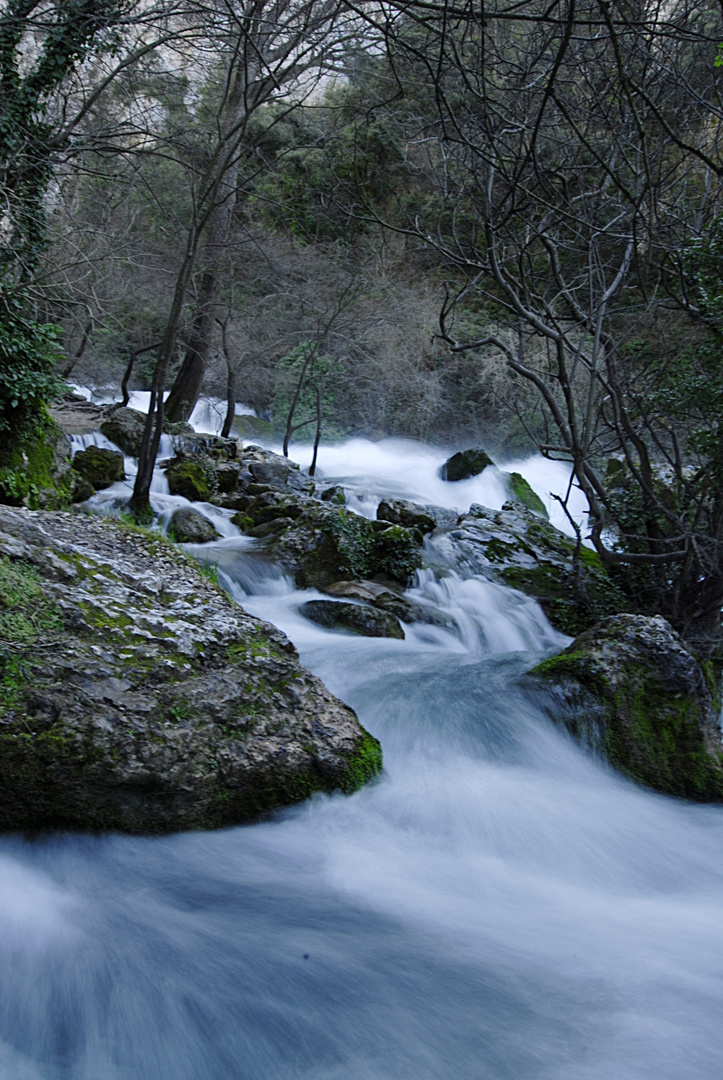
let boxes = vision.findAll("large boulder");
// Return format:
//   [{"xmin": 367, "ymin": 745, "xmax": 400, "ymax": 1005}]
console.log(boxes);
[
  {"xmin": 99, "ymin": 407, "xmax": 147, "ymax": 457},
  {"xmin": 299, "ymin": 599, "xmax": 404, "ymax": 639},
  {"xmin": 0, "ymin": 506, "xmax": 381, "ymax": 833},
  {"xmin": 264, "ymin": 505, "xmax": 422, "ymax": 588},
  {"xmin": 72, "ymin": 445, "xmax": 125, "ymax": 489},
  {"xmin": 530, "ymin": 614, "xmax": 723, "ymax": 800},
  {"xmin": 168, "ymin": 507, "xmax": 220, "ymax": 544},
  {"xmin": 440, "ymin": 448, "xmax": 493, "ymax": 482}
]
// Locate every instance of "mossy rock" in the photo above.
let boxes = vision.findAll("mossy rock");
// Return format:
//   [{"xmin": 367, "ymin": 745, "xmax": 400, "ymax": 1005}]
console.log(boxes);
[
  {"xmin": 505, "ymin": 472, "xmax": 548, "ymax": 518},
  {"xmin": 234, "ymin": 414, "xmax": 275, "ymax": 440},
  {"xmin": 0, "ymin": 416, "xmax": 74, "ymax": 510},
  {"xmin": 373, "ymin": 525, "xmax": 422, "ymax": 584},
  {"xmin": 530, "ymin": 614, "xmax": 723, "ymax": 801},
  {"xmin": 72, "ymin": 445, "xmax": 125, "ymax": 490},
  {"xmin": 0, "ymin": 506, "xmax": 383, "ymax": 833},
  {"xmin": 165, "ymin": 459, "xmax": 215, "ymax": 501},
  {"xmin": 440, "ymin": 447, "xmax": 493, "ymax": 482}
]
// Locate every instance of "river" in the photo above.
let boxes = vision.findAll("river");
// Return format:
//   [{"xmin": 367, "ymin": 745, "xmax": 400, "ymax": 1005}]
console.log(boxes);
[{"xmin": 1, "ymin": 410, "xmax": 722, "ymax": 1079}]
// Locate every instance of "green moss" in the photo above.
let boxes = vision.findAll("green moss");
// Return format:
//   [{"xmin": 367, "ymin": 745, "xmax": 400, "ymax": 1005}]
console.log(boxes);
[
  {"xmin": 532, "ymin": 650, "xmax": 723, "ymax": 801},
  {"xmin": 338, "ymin": 729, "xmax": 383, "ymax": 793},
  {"xmin": 0, "ymin": 415, "xmax": 72, "ymax": 509},
  {"xmin": 502, "ymin": 558, "xmax": 626, "ymax": 636},
  {"xmin": 0, "ymin": 556, "xmax": 63, "ymax": 713},
  {"xmin": 166, "ymin": 459, "xmax": 216, "ymax": 501},
  {"xmin": 374, "ymin": 525, "xmax": 422, "ymax": 584},
  {"xmin": 507, "ymin": 472, "xmax": 548, "ymax": 517}
]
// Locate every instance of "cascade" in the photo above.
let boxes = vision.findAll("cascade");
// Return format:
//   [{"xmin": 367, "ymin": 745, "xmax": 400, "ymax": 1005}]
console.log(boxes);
[{"xmin": 1, "ymin": 412, "xmax": 722, "ymax": 1079}]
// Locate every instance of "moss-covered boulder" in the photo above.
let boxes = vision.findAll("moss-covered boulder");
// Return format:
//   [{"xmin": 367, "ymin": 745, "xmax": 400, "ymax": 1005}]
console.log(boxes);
[
  {"xmin": 504, "ymin": 472, "xmax": 548, "ymax": 518},
  {"xmin": 299, "ymin": 599, "xmax": 405, "ymax": 639},
  {"xmin": 168, "ymin": 507, "xmax": 220, "ymax": 544},
  {"xmin": 440, "ymin": 447, "xmax": 493, "ymax": 482},
  {"xmin": 530, "ymin": 614, "xmax": 723, "ymax": 800},
  {"xmin": 165, "ymin": 459, "xmax": 216, "ymax": 501},
  {"xmin": 0, "ymin": 506, "xmax": 381, "ymax": 834},
  {"xmin": 376, "ymin": 498, "xmax": 437, "ymax": 535},
  {"xmin": 72, "ymin": 445, "xmax": 125, "ymax": 489},
  {"xmin": 433, "ymin": 502, "xmax": 626, "ymax": 636},
  {"xmin": 0, "ymin": 416, "xmax": 75, "ymax": 510}
]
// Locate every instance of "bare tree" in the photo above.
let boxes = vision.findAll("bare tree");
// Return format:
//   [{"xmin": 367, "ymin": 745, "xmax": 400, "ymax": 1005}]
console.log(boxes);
[{"xmin": 362, "ymin": 0, "xmax": 723, "ymax": 649}]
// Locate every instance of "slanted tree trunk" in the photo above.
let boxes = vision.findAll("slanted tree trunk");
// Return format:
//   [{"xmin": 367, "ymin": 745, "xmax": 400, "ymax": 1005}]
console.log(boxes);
[{"xmin": 163, "ymin": 120, "xmax": 241, "ymax": 423}]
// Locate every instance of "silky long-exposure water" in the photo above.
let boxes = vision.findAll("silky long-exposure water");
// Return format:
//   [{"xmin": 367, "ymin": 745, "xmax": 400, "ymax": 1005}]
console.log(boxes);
[{"xmin": 2, "ymin": 419, "xmax": 722, "ymax": 1079}]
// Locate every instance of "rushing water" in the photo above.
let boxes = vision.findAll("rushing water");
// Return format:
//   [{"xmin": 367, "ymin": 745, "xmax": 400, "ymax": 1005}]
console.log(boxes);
[{"xmin": 2, "ymin": 423, "xmax": 723, "ymax": 1079}]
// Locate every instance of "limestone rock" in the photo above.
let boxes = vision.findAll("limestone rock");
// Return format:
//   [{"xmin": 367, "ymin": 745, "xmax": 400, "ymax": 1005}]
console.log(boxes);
[
  {"xmin": 323, "ymin": 580, "xmax": 454, "ymax": 629},
  {"xmin": 440, "ymin": 448, "xmax": 493, "ymax": 482},
  {"xmin": 99, "ymin": 407, "xmax": 148, "ymax": 457},
  {"xmin": 432, "ymin": 502, "xmax": 625, "ymax": 636},
  {"xmin": 0, "ymin": 506, "xmax": 381, "ymax": 834},
  {"xmin": 72, "ymin": 445, "xmax": 125, "ymax": 489},
  {"xmin": 299, "ymin": 599, "xmax": 405, "ymax": 639},
  {"xmin": 377, "ymin": 498, "xmax": 437, "ymax": 535},
  {"xmin": 530, "ymin": 614, "xmax": 723, "ymax": 801},
  {"xmin": 169, "ymin": 507, "xmax": 220, "ymax": 544}
]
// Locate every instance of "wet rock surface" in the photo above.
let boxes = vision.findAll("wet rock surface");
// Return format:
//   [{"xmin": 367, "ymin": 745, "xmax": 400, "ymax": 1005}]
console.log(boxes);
[
  {"xmin": 440, "ymin": 448, "xmax": 493, "ymax": 482},
  {"xmin": 299, "ymin": 599, "xmax": 405, "ymax": 639},
  {"xmin": 72, "ymin": 445, "xmax": 125, "ymax": 490},
  {"xmin": 529, "ymin": 614, "xmax": 723, "ymax": 801},
  {"xmin": 168, "ymin": 507, "xmax": 220, "ymax": 544},
  {"xmin": 433, "ymin": 502, "xmax": 625, "ymax": 635},
  {"xmin": 0, "ymin": 506, "xmax": 381, "ymax": 834}
]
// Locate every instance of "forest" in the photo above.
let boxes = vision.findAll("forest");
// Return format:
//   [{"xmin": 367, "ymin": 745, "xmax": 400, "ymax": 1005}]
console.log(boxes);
[{"xmin": 2, "ymin": 0, "xmax": 723, "ymax": 649}]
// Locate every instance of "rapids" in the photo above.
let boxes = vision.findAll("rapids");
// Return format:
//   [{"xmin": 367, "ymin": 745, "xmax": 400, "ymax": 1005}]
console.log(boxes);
[{"xmin": 2, "ymin": 410, "xmax": 722, "ymax": 1079}]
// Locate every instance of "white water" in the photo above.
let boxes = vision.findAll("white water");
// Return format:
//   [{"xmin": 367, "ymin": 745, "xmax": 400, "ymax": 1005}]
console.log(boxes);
[{"xmin": 3, "ymin": 417, "xmax": 722, "ymax": 1078}]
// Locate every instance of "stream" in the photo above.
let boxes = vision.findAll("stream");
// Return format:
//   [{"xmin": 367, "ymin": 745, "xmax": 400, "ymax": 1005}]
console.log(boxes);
[{"xmin": 1, "ymin": 409, "xmax": 722, "ymax": 1079}]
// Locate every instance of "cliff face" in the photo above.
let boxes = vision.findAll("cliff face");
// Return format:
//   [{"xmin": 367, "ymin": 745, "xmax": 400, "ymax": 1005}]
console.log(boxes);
[{"xmin": 0, "ymin": 506, "xmax": 381, "ymax": 834}]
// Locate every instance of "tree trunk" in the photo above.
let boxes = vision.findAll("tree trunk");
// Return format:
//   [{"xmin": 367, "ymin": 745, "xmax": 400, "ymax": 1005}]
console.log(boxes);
[
  {"xmin": 164, "ymin": 268, "xmax": 218, "ymax": 422},
  {"xmin": 221, "ymin": 333, "xmax": 236, "ymax": 439}
]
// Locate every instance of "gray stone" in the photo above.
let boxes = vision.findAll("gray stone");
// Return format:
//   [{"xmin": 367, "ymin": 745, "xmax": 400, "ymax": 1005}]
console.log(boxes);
[
  {"xmin": 169, "ymin": 507, "xmax": 220, "ymax": 544},
  {"xmin": 0, "ymin": 507, "xmax": 381, "ymax": 834},
  {"xmin": 377, "ymin": 498, "xmax": 437, "ymax": 534},
  {"xmin": 299, "ymin": 599, "xmax": 404, "ymax": 639},
  {"xmin": 100, "ymin": 407, "xmax": 148, "ymax": 456}
]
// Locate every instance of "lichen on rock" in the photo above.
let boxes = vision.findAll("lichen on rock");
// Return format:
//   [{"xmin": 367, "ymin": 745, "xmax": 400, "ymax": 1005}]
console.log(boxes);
[
  {"xmin": 0, "ymin": 506, "xmax": 381, "ymax": 834},
  {"xmin": 529, "ymin": 614, "xmax": 723, "ymax": 801}
]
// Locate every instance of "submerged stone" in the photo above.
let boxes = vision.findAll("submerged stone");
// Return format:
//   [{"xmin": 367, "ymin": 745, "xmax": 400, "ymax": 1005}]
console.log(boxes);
[
  {"xmin": 529, "ymin": 614, "xmax": 723, "ymax": 801},
  {"xmin": 300, "ymin": 599, "xmax": 405, "ymax": 639}
]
